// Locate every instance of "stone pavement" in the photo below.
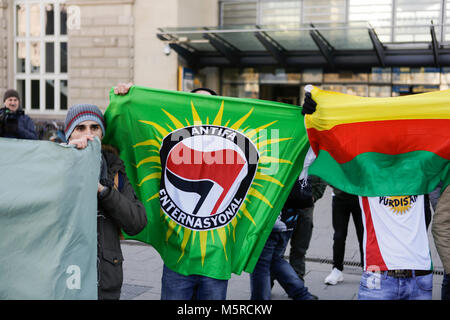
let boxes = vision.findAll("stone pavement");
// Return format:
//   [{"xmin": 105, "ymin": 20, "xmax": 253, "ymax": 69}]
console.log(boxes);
[{"xmin": 120, "ymin": 187, "xmax": 445, "ymax": 300}]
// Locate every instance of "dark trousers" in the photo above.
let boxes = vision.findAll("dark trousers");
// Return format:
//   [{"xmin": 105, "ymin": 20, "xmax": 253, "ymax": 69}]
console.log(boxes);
[
  {"xmin": 442, "ymin": 273, "xmax": 450, "ymax": 300},
  {"xmin": 332, "ymin": 195, "xmax": 364, "ymax": 271},
  {"xmin": 289, "ymin": 207, "xmax": 314, "ymax": 279}
]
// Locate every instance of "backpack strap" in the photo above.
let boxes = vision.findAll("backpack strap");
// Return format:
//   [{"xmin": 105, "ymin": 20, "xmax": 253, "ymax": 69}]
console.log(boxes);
[
  {"xmin": 113, "ymin": 171, "xmax": 124, "ymax": 192},
  {"xmin": 114, "ymin": 173, "xmax": 119, "ymax": 190},
  {"xmin": 114, "ymin": 171, "xmax": 125, "ymax": 240}
]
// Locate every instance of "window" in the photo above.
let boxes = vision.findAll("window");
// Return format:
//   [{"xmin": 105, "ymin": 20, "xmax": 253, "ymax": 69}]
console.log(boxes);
[
  {"xmin": 303, "ymin": 0, "xmax": 346, "ymax": 24},
  {"xmin": 443, "ymin": 0, "xmax": 450, "ymax": 42},
  {"xmin": 260, "ymin": 0, "xmax": 301, "ymax": 25},
  {"xmin": 369, "ymin": 85, "xmax": 391, "ymax": 97},
  {"xmin": 220, "ymin": 1, "xmax": 449, "ymax": 43},
  {"xmin": 221, "ymin": 1, "xmax": 258, "ymax": 26},
  {"xmin": 349, "ymin": 0, "xmax": 393, "ymax": 42},
  {"xmin": 220, "ymin": 0, "xmax": 347, "ymax": 25},
  {"xmin": 394, "ymin": 0, "xmax": 442, "ymax": 42},
  {"xmin": 14, "ymin": 0, "xmax": 68, "ymax": 113}
]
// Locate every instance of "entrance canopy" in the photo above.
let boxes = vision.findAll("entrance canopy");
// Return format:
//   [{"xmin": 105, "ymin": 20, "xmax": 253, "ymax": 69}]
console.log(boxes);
[{"xmin": 157, "ymin": 22, "xmax": 450, "ymax": 70}]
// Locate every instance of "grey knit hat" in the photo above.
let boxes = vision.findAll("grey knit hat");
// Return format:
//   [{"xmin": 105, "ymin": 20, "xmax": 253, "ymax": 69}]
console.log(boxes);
[{"xmin": 64, "ymin": 103, "xmax": 106, "ymax": 141}]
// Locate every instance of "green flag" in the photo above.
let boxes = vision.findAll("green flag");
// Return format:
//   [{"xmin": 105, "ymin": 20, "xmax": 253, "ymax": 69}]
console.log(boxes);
[
  {"xmin": 0, "ymin": 138, "xmax": 100, "ymax": 299},
  {"xmin": 103, "ymin": 86, "xmax": 309, "ymax": 279}
]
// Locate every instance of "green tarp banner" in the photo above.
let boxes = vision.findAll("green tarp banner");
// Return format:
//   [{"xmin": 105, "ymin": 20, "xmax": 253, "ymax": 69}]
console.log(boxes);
[
  {"xmin": 0, "ymin": 137, "xmax": 100, "ymax": 299},
  {"xmin": 104, "ymin": 86, "xmax": 309, "ymax": 279}
]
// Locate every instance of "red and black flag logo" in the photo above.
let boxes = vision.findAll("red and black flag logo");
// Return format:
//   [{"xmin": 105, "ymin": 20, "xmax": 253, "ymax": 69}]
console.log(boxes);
[{"xmin": 159, "ymin": 125, "xmax": 259, "ymax": 231}]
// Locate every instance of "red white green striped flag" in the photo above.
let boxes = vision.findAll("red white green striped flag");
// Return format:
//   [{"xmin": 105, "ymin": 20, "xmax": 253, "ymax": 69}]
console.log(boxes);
[{"xmin": 305, "ymin": 86, "xmax": 450, "ymax": 196}]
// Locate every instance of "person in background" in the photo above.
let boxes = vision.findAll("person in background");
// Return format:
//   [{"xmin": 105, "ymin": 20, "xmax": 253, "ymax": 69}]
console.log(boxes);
[
  {"xmin": 289, "ymin": 174, "xmax": 326, "ymax": 281},
  {"xmin": 0, "ymin": 89, "xmax": 37, "ymax": 140},
  {"xmin": 251, "ymin": 176, "xmax": 318, "ymax": 300},
  {"xmin": 323, "ymin": 186, "xmax": 365, "ymax": 285},
  {"xmin": 190, "ymin": 87, "xmax": 218, "ymax": 96},
  {"xmin": 430, "ymin": 182, "xmax": 443, "ymax": 212},
  {"xmin": 432, "ymin": 184, "xmax": 450, "ymax": 300}
]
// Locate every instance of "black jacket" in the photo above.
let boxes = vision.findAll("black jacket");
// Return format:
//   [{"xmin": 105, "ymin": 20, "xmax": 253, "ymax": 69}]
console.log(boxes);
[
  {"xmin": 0, "ymin": 108, "xmax": 37, "ymax": 140},
  {"xmin": 279, "ymin": 175, "xmax": 327, "ymax": 230},
  {"xmin": 97, "ymin": 148, "xmax": 147, "ymax": 300},
  {"xmin": 284, "ymin": 175, "xmax": 327, "ymax": 210}
]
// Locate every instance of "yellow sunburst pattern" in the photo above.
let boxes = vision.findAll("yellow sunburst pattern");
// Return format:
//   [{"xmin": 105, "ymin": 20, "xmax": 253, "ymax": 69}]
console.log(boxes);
[
  {"xmin": 380, "ymin": 196, "xmax": 416, "ymax": 215},
  {"xmin": 134, "ymin": 101, "xmax": 289, "ymax": 264}
]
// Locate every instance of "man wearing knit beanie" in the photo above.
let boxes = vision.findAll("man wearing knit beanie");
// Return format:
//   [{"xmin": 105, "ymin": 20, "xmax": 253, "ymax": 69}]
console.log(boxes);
[
  {"xmin": 1, "ymin": 89, "xmax": 37, "ymax": 139},
  {"xmin": 64, "ymin": 103, "xmax": 106, "ymax": 145},
  {"xmin": 3, "ymin": 89, "xmax": 21, "ymax": 111},
  {"xmin": 64, "ymin": 102, "xmax": 147, "ymax": 300}
]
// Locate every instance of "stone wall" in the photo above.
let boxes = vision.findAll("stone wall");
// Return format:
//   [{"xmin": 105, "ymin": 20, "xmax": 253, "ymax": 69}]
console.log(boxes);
[
  {"xmin": 67, "ymin": 0, "xmax": 135, "ymax": 112},
  {"xmin": 133, "ymin": 0, "xmax": 178, "ymax": 90},
  {"xmin": 64, "ymin": 0, "xmax": 220, "ymax": 111},
  {"xmin": 133, "ymin": 0, "xmax": 219, "ymax": 91},
  {"xmin": 0, "ymin": 0, "xmax": 8, "ymax": 96}
]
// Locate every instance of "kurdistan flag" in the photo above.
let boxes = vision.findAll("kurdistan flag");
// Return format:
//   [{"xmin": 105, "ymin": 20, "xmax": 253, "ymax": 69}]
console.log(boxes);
[
  {"xmin": 103, "ymin": 86, "xmax": 309, "ymax": 279},
  {"xmin": 306, "ymin": 86, "xmax": 450, "ymax": 197}
]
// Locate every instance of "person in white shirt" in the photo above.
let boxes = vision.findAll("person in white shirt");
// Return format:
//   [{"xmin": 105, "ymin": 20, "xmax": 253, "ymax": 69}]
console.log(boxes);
[{"xmin": 357, "ymin": 195, "xmax": 433, "ymax": 300}]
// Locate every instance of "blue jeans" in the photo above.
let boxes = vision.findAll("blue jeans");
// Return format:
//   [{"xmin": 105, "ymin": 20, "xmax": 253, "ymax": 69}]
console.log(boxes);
[
  {"xmin": 250, "ymin": 230, "xmax": 314, "ymax": 300},
  {"xmin": 161, "ymin": 264, "xmax": 228, "ymax": 300},
  {"xmin": 358, "ymin": 271, "xmax": 433, "ymax": 300},
  {"xmin": 442, "ymin": 273, "xmax": 450, "ymax": 300}
]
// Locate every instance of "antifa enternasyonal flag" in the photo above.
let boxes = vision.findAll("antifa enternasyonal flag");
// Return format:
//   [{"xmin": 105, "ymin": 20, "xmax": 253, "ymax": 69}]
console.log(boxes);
[
  {"xmin": 103, "ymin": 86, "xmax": 310, "ymax": 279},
  {"xmin": 305, "ymin": 86, "xmax": 450, "ymax": 197}
]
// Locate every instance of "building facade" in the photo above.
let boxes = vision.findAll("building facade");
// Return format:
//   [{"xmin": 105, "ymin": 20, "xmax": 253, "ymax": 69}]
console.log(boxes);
[
  {"xmin": 1, "ymin": 0, "xmax": 218, "ymax": 127},
  {"xmin": 1, "ymin": 0, "xmax": 449, "ymax": 134},
  {"xmin": 0, "ymin": 0, "xmax": 9, "ymax": 96},
  {"xmin": 215, "ymin": 0, "xmax": 450, "ymax": 103}
]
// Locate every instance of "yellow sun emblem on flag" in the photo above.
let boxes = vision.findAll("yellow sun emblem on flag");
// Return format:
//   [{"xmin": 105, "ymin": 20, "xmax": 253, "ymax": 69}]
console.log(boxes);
[
  {"xmin": 132, "ymin": 99, "xmax": 293, "ymax": 266},
  {"xmin": 386, "ymin": 196, "xmax": 412, "ymax": 215}
]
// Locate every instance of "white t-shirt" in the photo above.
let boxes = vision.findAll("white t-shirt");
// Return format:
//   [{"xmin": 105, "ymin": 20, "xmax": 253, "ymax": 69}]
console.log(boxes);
[{"xmin": 359, "ymin": 195, "xmax": 432, "ymax": 271}]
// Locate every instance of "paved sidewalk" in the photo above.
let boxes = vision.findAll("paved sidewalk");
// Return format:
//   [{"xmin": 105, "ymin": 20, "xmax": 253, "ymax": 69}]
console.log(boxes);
[
  {"xmin": 120, "ymin": 187, "xmax": 445, "ymax": 300},
  {"xmin": 120, "ymin": 242, "xmax": 444, "ymax": 300}
]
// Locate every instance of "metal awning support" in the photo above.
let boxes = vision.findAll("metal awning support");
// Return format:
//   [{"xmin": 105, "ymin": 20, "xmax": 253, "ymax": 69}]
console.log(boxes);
[
  {"xmin": 157, "ymin": 28, "xmax": 199, "ymax": 67},
  {"xmin": 254, "ymin": 28, "xmax": 286, "ymax": 66},
  {"xmin": 156, "ymin": 23, "xmax": 450, "ymax": 69},
  {"xmin": 430, "ymin": 24, "xmax": 440, "ymax": 67},
  {"xmin": 368, "ymin": 28, "xmax": 386, "ymax": 67},
  {"xmin": 309, "ymin": 24, "xmax": 335, "ymax": 69},
  {"xmin": 203, "ymin": 32, "xmax": 240, "ymax": 65},
  {"xmin": 169, "ymin": 43, "xmax": 198, "ymax": 68}
]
